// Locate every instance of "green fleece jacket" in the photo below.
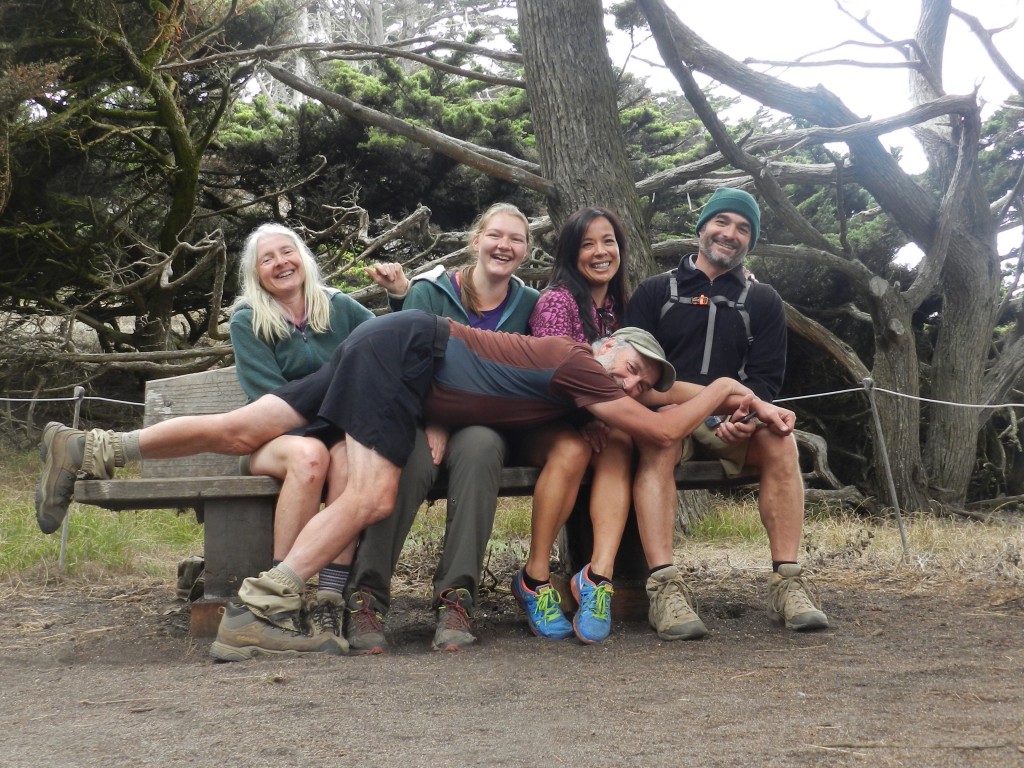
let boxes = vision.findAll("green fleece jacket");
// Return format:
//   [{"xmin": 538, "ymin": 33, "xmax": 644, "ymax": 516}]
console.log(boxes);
[
  {"xmin": 229, "ymin": 288, "xmax": 373, "ymax": 400},
  {"xmin": 402, "ymin": 265, "xmax": 538, "ymax": 332}
]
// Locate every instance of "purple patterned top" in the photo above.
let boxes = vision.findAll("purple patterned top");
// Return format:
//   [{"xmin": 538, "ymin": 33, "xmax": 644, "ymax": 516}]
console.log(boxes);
[{"xmin": 529, "ymin": 285, "xmax": 620, "ymax": 343}]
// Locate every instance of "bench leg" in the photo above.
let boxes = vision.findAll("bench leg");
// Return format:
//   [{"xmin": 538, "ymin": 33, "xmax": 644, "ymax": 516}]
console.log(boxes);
[{"xmin": 190, "ymin": 497, "xmax": 274, "ymax": 638}]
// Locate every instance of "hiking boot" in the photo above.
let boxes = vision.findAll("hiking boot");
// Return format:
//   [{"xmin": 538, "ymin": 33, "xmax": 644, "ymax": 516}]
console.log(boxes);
[
  {"xmin": 432, "ymin": 587, "xmax": 477, "ymax": 652},
  {"xmin": 36, "ymin": 422, "xmax": 125, "ymax": 534},
  {"xmin": 308, "ymin": 591, "xmax": 344, "ymax": 637},
  {"xmin": 36, "ymin": 422, "xmax": 85, "ymax": 534},
  {"xmin": 570, "ymin": 564, "xmax": 613, "ymax": 644},
  {"xmin": 768, "ymin": 564, "xmax": 830, "ymax": 631},
  {"xmin": 345, "ymin": 589, "xmax": 387, "ymax": 655},
  {"xmin": 511, "ymin": 569, "xmax": 573, "ymax": 640},
  {"xmin": 209, "ymin": 601, "xmax": 347, "ymax": 662},
  {"xmin": 646, "ymin": 565, "xmax": 708, "ymax": 641}
]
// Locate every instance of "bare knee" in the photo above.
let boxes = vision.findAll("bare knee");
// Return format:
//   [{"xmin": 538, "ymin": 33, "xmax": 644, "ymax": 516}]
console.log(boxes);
[
  {"xmin": 749, "ymin": 430, "xmax": 798, "ymax": 472},
  {"xmin": 548, "ymin": 432, "xmax": 593, "ymax": 474},
  {"xmin": 637, "ymin": 439, "xmax": 681, "ymax": 472},
  {"xmin": 286, "ymin": 441, "xmax": 330, "ymax": 486}
]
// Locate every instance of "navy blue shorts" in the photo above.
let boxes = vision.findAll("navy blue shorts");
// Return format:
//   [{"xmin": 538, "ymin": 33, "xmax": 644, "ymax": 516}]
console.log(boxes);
[{"xmin": 271, "ymin": 311, "xmax": 450, "ymax": 466}]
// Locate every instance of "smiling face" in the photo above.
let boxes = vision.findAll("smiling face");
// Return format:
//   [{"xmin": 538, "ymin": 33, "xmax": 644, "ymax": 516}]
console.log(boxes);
[
  {"xmin": 595, "ymin": 340, "xmax": 660, "ymax": 399},
  {"xmin": 471, "ymin": 212, "xmax": 529, "ymax": 282},
  {"xmin": 577, "ymin": 216, "xmax": 621, "ymax": 289},
  {"xmin": 255, "ymin": 233, "xmax": 305, "ymax": 299},
  {"xmin": 697, "ymin": 211, "xmax": 752, "ymax": 276}
]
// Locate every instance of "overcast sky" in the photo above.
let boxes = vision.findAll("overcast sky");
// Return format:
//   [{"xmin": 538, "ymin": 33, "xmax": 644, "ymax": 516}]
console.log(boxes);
[
  {"xmin": 612, "ymin": 1, "xmax": 1022, "ymax": 171},
  {"xmin": 608, "ymin": 1, "xmax": 1022, "ymax": 258}
]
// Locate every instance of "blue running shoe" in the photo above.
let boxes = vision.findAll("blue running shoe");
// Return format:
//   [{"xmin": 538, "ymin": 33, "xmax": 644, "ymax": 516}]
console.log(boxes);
[
  {"xmin": 571, "ymin": 564, "xmax": 613, "ymax": 644},
  {"xmin": 511, "ymin": 569, "xmax": 573, "ymax": 639}
]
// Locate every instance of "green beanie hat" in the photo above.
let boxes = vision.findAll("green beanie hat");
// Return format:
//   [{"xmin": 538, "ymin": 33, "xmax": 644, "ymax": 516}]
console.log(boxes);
[{"xmin": 696, "ymin": 188, "xmax": 761, "ymax": 250}]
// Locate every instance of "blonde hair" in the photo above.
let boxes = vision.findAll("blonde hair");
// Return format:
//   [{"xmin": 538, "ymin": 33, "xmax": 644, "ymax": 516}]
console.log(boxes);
[
  {"xmin": 234, "ymin": 223, "xmax": 332, "ymax": 342},
  {"xmin": 459, "ymin": 203, "xmax": 530, "ymax": 316}
]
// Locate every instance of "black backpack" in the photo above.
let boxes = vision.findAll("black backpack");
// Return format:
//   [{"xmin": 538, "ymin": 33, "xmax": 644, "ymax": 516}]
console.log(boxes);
[{"xmin": 658, "ymin": 267, "xmax": 754, "ymax": 382}]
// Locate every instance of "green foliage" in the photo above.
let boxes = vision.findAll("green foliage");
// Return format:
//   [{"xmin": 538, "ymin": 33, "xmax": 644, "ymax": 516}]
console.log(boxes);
[
  {"xmin": 219, "ymin": 96, "xmax": 291, "ymax": 146},
  {"xmin": 978, "ymin": 104, "xmax": 1024, "ymax": 201}
]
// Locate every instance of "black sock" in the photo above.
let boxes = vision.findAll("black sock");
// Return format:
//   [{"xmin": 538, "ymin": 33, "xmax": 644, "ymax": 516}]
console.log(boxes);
[
  {"xmin": 648, "ymin": 564, "xmax": 673, "ymax": 578},
  {"xmin": 522, "ymin": 571, "xmax": 548, "ymax": 592},
  {"xmin": 772, "ymin": 561, "xmax": 797, "ymax": 573},
  {"xmin": 588, "ymin": 569, "xmax": 612, "ymax": 585}
]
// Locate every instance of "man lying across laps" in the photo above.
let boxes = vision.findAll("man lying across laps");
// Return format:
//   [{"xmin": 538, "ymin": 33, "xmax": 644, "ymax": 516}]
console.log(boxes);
[{"xmin": 35, "ymin": 310, "xmax": 795, "ymax": 660}]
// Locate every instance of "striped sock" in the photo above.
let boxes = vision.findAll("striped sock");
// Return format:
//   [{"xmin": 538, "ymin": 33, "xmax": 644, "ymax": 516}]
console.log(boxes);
[{"xmin": 317, "ymin": 563, "xmax": 350, "ymax": 598}]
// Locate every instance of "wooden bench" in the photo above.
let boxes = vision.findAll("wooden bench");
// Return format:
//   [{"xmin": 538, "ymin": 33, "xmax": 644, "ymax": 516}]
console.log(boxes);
[{"xmin": 75, "ymin": 367, "xmax": 757, "ymax": 637}]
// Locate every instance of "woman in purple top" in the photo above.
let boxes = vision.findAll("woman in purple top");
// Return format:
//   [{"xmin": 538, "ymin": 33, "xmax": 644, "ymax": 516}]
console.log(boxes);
[{"xmin": 512, "ymin": 207, "xmax": 637, "ymax": 644}]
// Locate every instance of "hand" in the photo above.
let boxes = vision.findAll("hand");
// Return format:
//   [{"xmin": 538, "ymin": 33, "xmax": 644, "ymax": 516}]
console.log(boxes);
[
  {"xmin": 424, "ymin": 423, "xmax": 449, "ymax": 465},
  {"xmin": 736, "ymin": 394, "xmax": 795, "ymax": 436},
  {"xmin": 579, "ymin": 420, "xmax": 610, "ymax": 453},
  {"xmin": 367, "ymin": 262, "xmax": 409, "ymax": 297}
]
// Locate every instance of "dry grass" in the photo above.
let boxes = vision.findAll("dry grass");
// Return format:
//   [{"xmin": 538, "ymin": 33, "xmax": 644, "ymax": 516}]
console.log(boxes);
[
  {"xmin": 392, "ymin": 494, "xmax": 1024, "ymax": 601},
  {"xmin": 3, "ymin": 443, "xmax": 1022, "ymax": 601}
]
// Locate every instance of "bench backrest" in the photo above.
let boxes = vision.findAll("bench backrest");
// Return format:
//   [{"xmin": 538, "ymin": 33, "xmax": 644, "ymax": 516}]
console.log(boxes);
[{"xmin": 142, "ymin": 366, "xmax": 249, "ymax": 479}]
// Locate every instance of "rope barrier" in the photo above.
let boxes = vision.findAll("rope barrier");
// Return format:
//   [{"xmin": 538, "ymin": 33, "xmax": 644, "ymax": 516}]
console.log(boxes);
[
  {"xmin": 0, "ymin": 395, "xmax": 145, "ymax": 408},
  {"xmin": 6, "ymin": 381, "xmax": 1021, "ymax": 415},
  {"xmin": 13, "ymin": 376, "xmax": 1023, "ymax": 567}
]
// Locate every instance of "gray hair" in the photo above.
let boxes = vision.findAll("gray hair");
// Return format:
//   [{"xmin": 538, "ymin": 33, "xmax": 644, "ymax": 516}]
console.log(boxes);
[{"xmin": 233, "ymin": 223, "xmax": 331, "ymax": 342}]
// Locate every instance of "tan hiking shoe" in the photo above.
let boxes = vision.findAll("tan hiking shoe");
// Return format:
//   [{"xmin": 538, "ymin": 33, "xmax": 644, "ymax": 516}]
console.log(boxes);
[
  {"xmin": 308, "ymin": 591, "xmax": 344, "ymax": 637},
  {"xmin": 209, "ymin": 601, "xmax": 348, "ymax": 662},
  {"xmin": 36, "ymin": 423, "xmax": 85, "ymax": 534},
  {"xmin": 36, "ymin": 423, "xmax": 124, "ymax": 534},
  {"xmin": 432, "ymin": 587, "xmax": 477, "ymax": 652},
  {"xmin": 345, "ymin": 588, "xmax": 387, "ymax": 655},
  {"xmin": 768, "ymin": 564, "xmax": 830, "ymax": 631},
  {"xmin": 646, "ymin": 565, "xmax": 708, "ymax": 640}
]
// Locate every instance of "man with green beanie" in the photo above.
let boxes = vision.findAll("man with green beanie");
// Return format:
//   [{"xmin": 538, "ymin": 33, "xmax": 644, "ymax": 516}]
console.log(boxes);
[{"xmin": 625, "ymin": 186, "xmax": 829, "ymax": 642}]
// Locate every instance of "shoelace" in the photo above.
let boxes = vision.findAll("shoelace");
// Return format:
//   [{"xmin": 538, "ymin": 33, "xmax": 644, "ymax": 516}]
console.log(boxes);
[
  {"xmin": 658, "ymin": 579, "xmax": 697, "ymax": 617},
  {"xmin": 583, "ymin": 582, "xmax": 613, "ymax": 621},
  {"xmin": 774, "ymin": 576, "xmax": 820, "ymax": 616},
  {"xmin": 309, "ymin": 601, "xmax": 341, "ymax": 636},
  {"xmin": 438, "ymin": 591, "xmax": 473, "ymax": 632},
  {"xmin": 534, "ymin": 585, "xmax": 566, "ymax": 625},
  {"xmin": 349, "ymin": 594, "xmax": 384, "ymax": 634}
]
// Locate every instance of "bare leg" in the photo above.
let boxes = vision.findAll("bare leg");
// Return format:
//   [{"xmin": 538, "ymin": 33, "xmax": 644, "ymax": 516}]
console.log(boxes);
[
  {"xmin": 744, "ymin": 430, "xmax": 803, "ymax": 561},
  {"xmin": 138, "ymin": 395, "xmax": 305, "ymax": 459},
  {"xmin": 633, "ymin": 438, "xmax": 683, "ymax": 568},
  {"xmin": 250, "ymin": 435, "xmax": 331, "ymax": 561},
  {"xmin": 324, "ymin": 440, "xmax": 357, "ymax": 567},
  {"xmin": 249, "ymin": 437, "xmax": 353, "ymax": 565},
  {"xmin": 587, "ymin": 427, "xmax": 633, "ymax": 578},
  {"xmin": 281, "ymin": 438, "xmax": 401, "ymax": 582},
  {"xmin": 348, "ymin": 429, "xmax": 438, "ymax": 611},
  {"xmin": 522, "ymin": 425, "xmax": 591, "ymax": 582}
]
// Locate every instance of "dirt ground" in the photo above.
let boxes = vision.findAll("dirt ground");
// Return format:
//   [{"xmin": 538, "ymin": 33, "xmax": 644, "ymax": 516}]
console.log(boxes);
[{"xmin": 3, "ymin": 563, "xmax": 1022, "ymax": 768}]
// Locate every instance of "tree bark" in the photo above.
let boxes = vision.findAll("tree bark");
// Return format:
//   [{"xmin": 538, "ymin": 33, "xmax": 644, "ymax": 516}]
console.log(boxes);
[{"xmin": 517, "ymin": 0, "xmax": 655, "ymax": 280}]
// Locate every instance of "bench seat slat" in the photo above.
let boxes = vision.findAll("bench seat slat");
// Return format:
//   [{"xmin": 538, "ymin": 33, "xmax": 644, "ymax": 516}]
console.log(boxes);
[
  {"xmin": 76, "ymin": 462, "xmax": 755, "ymax": 511},
  {"xmin": 75, "ymin": 476, "xmax": 282, "ymax": 510}
]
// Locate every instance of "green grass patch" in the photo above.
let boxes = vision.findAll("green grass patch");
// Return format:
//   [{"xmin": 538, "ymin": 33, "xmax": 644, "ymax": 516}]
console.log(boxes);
[
  {"xmin": 1, "ymin": 449, "xmax": 203, "ymax": 583},
  {"xmin": 406, "ymin": 496, "xmax": 533, "ymax": 545},
  {"xmin": 686, "ymin": 495, "xmax": 767, "ymax": 546}
]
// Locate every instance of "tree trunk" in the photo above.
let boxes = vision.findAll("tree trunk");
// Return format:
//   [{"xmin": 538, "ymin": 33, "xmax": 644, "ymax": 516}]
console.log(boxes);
[
  {"xmin": 909, "ymin": 0, "xmax": 1001, "ymax": 506},
  {"xmin": 517, "ymin": 0, "xmax": 655, "ymax": 281},
  {"xmin": 865, "ymin": 277, "xmax": 932, "ymax": 512}
]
